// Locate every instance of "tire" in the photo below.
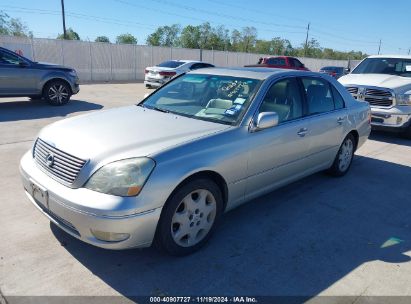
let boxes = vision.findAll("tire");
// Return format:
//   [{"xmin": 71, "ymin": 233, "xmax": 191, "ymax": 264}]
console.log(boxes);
[
  {"xmin": 327, "ymin": 133, "xmax": 355, "ymax": 177},
  {"xmin": 43, "ymin": 80, "xmax": 71, "ymax": 106},
  {"xmin": 400, "ymin": 126, "xmax": 411, "ymax": 139},
  {"xmin": 155, "ymin": 178, "xmax": 223, "ymax": 256},
  {"xmin": 145, "ymin": 84, "xmax": 152, "ymax": 89}
]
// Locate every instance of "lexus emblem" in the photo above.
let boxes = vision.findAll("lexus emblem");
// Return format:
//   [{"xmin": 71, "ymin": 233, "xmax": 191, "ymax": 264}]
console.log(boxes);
[{"xmin": 46, "ymin": 153, "xmax": 55, "ymax": 167}]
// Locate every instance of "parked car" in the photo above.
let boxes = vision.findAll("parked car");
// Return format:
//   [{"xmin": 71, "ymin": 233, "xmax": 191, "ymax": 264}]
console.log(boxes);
[
  {"xmin": 144, "ymin": 60, "xmax": 214, "ymax": 88},
  {"xmin": 245, "ymin": 56, "xmax": 310, "ymax": 71},
  {"xmin": 0, "ymin": 46, "xmax": 79, "ymax": 105},
  {"xmin": 339, "ymin": 55, "xmax": 411, "ymax": 138},
  {"xmin": 20, "ymin": 68, "xmax": 370, "ymax": 256},
  {"xmin": 319, "ymin": 66, "xmax": 348, "ymax": 79}
]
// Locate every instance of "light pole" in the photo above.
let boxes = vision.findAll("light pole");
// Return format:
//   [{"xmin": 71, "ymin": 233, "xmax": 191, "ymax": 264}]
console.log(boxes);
[{"xmin": 61, "ymin": 0, "xmax": 67, "ymax": 39}]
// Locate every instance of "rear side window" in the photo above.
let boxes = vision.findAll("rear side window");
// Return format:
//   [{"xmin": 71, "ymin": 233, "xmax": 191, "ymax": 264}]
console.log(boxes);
[
  {"xmin": 331, "ymin": 85, "xmax": 345, "ymax": 109},
  {"xmin": 157, "ymin": 61, "xmax": 185, "ymax": 68},
  {"xmin": 301, "ymin": 78, "xmax": 336, "ymax": 114}
]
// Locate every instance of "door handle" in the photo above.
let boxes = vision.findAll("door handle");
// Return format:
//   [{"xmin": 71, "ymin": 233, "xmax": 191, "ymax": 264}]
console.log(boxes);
[
  {"xmin": 337, "ymin": 117, "xmax": 346, "ymax": 124},
  {"xmin": 297, "ymin": 127, "xmax": 308, "ymax": 137}
]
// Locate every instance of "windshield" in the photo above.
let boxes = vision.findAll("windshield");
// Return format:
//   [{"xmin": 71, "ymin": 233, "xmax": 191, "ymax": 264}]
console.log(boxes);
[
  {"xmin": 157, "ymin": 61, "xmax": 185, "ymax": 68},
  {"xmin": 352, "ymin": 58, "xmax": 411, "ymax": 77},
  {"xmin": 141, "ymin": 74, "xmax": 262, "ymax": 125}
]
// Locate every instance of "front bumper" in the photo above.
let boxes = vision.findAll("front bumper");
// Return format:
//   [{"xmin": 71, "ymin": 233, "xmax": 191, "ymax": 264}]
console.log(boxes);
[
  {"xmin": 370, "ymin": 106, "xmax": 411, "ymax": 132},
  {"xmin": 20, "ymin": 152, "xmax": 162, "ymax": 249}
]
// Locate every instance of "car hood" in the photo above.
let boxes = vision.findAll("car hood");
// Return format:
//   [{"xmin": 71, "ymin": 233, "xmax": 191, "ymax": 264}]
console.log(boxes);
[
  {"xmin": 38, "ymin": 105, "xmax": 230, "ymax": 164},
  {"xmin": 339, "ymin": 73, "xmax": 411, "ymax": 93},
  {"xmin": 34, "ymin": 61, "xmax": 72, "ymax": 70}
]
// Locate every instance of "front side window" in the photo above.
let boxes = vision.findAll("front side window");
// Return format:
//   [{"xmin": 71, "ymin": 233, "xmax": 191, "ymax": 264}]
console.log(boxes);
[
  {"xmin": 0, "ymin": 50, "xmax": 20, "ymax": 65},
  {"xmin": 291, "ymin": 59, "xmax": 303, "ymax": 68},
  {"xmin": 352, "ymin": 58, "xmax": 411, "ymax": 78},
  {"xmin": 141, "ymin": 74, "xmax": 262, "ymax": 125},
  {"xmin": 302, "ymin": 77, "xmax": 342, "ymax": 114},
  {"xmin": 258, "ymin": 78, "xmax": 303, "ymax": 123}
]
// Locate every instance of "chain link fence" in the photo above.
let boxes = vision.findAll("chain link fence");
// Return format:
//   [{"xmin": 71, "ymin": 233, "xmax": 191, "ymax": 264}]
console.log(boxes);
[{"xmin": 0, "ymin": 35, "xmax": 361, "ymax": 83}]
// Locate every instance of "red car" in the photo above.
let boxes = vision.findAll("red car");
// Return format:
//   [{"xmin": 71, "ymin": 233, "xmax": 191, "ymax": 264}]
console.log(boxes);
[{"xmin": 246, "ymin": 56, "xmax": 310, "ymax": 71}]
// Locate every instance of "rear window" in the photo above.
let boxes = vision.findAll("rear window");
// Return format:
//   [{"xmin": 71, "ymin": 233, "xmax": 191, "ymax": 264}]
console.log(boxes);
[
  {"xmin": 266, "ymin": 58, "xmax": 286, "ymax": 66},
  {"xmin": 157, "ymin": 61, "xmax": 185, "ymax": 68}
]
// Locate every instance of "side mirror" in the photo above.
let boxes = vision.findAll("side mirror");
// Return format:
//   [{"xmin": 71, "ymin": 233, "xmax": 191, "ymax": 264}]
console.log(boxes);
[
  {"xmin": 345, "ymin": 68, "xmax": 350, "ymax": 73},
  {"xmin": 18, "ymin": 60, "xmax": 29, "ymax": 67},
  {"xmin": 254, "ymin": 112, "xmax": 279, "ymax": 131}
]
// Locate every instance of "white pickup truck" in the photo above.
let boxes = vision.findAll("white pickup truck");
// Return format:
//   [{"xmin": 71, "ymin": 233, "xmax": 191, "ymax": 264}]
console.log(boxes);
[{"xmin": 339, "ymin": 55, "xmax": 411, "ymax": 138}]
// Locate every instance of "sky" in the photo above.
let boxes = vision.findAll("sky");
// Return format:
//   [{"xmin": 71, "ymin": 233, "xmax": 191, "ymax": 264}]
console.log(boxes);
[{"xmin": 0, "ymin": 0, "xmax": 410, "ymax": 55}]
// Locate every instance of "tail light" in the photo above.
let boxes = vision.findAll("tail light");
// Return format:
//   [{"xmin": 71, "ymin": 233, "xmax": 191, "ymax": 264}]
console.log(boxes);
[
  {"xmin": 159, "ymin": 71, "xmax": 176, "ymax": 77},
  {"xmin": 144, "ymin": 69, "xmax": 149, "ymax": 74}
]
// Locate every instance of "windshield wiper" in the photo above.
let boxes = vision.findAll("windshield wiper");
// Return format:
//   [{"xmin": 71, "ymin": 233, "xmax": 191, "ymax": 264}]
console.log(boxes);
[{"xmin": 149, "ymin": 106, "xmax": 170, "ymax": 113}]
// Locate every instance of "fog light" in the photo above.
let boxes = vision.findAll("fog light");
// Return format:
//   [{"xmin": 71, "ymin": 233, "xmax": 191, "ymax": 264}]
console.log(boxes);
[
  {"xmin": 396, "ymin": 117, "xmax": 403, "ymax": 124},
  {"xmin": 90, "ymin": 229, "xmax": 130, "ymax": 242}
]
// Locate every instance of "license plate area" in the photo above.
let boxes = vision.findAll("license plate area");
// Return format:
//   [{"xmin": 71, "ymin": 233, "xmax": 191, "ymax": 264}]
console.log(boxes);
[{"xmin": 29, "ymin": 179, "xmax": 48, "ymax": 209}]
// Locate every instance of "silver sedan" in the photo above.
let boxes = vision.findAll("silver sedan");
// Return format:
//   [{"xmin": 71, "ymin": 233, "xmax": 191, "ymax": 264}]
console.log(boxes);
[{"xmin": 20, "ymin": 68, "xmax": 371, "ymax": 255}]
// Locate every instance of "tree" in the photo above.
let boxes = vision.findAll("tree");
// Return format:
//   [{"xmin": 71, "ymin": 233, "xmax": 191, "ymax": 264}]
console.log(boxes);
[
  {"xmin": 57, "ymin": 28, "xmax": 80, "ymax": 40},
  {"xmin": 116, "ymin": 33, "xmax": 137, "ymax": 44},
  {"xmin": 180, "ymin": 25, "xmax": 201, "ymax": 49},
  {"xmin": 95, "ymin": 36, "xmax": 110, "ymax": 43},
  {"xmin": 146, "ymin": 24, "xmax": 180, "ymax": 47},
  {"xmin": 0, "ymin": 10, "xmax": 32, "ymax": 37},
  {"xmin": 241, "ymin": 27, "xmax": 257, "ymax": 53}
]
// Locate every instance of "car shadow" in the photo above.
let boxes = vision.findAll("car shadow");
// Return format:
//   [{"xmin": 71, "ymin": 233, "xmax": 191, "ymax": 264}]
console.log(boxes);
[
  {"xmin": 51, "ymin": 156, "xmax": 411, "ymax": 299},
  {"xmin": 369, "ymin": 130, "xmax": 411, "ymax": 147},
  {"xmin": 0, "ymin": 99, "xmax": 103, "ymax": 122}
]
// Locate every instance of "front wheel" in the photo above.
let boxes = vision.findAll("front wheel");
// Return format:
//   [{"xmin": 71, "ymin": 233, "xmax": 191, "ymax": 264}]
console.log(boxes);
[
  {"xmin": 155, "ymin": 179, "xmax": 223, "ymax": 256},
  {"xmin": 400, "ymin": 125, "xmax": 411, "ymax": 140},
  {"xmin": 327, "ymin": 134, "xmax": 355, "ymax": 177},
  {"xmin": 43, "ymin": 80, "xmax": 71, "ymax": 106}
]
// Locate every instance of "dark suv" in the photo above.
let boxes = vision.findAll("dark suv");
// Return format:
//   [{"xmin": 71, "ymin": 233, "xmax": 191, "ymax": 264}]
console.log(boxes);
[{"xmin": 0, "ymin": 47, "xmax": 79, "ymax": 105}]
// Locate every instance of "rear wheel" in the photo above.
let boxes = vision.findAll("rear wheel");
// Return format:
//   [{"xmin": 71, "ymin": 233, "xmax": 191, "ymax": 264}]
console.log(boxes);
[
  {"xmin": 43, "ymin": 80, "xmax": 71, "ymax": 106},
  {"xmin": 327, "ymin": 133, "xmax": 355, "ymax": 176},
  {"xmin": 155, "ymin": 179, "xmax": 223, "ymax": 256}
]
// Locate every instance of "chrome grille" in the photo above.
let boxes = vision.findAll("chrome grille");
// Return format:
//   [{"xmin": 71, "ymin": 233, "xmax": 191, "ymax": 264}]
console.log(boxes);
[
  {"xmin": 346, "ymin": 87, "xmax": 358, "ymax": 94},
  {"xmin": 364, "ymin": 88, "xmax": 393, "ymax": 107},
  {"xmin": 33, "ymin": 138, "xmax": 86, "ymax": 185},
  {"xmin": 345, "ymin": 86, "xmax": 394, "ymax": 107}
]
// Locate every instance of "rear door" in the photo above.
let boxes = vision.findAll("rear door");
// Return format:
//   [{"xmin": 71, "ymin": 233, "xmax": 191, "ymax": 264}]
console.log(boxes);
[
  {"xmin": 299, "ymin": 76, "xmax": 348, "ymax": 168},
  {"xmin": 245, "ymin": 77, "xmax": 312, "ymax": 200}
]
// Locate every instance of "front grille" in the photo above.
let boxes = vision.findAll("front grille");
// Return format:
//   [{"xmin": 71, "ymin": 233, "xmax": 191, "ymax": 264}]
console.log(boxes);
[
  {"xmin": 346, "ymin": 87, "xmax": 358, "ymax": 94},
  {"xmin": 345, "ymin": 86, "xmax": 394, "ymax": 107},
  {"xmin": 365, "ymin": 88, "xmax": 393, "ymax": 107},
  {"xmin": 33, "ymin": 138, "xmax": 87, "ymax": 185}
]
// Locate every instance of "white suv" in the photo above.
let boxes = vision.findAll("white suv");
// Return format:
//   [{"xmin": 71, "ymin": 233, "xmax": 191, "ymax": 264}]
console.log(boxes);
[{"xmin": 339, "ymin": 55, "xmax": 411, "ymax": 138}]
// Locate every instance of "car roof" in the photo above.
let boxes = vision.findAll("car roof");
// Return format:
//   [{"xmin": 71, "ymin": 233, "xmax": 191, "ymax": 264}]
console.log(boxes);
[
  {"xmin": 189, "ymin": 67, "xmax": 318, "ymax": 80},
  {"xmin": 320, "ymin": 66, "xmax": 344, "ymax": 69},
  {"xmin": 367, "ymin": 55, "xmax": 411, "ymax": 59}
]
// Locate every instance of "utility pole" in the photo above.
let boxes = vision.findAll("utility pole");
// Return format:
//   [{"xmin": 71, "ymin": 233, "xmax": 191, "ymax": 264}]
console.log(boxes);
[
  {"xmin": 61, "ymin": 0, "xmax": 67, "ymax": 39},
  {"xmin": 377, "ymin": 39, "xmax": 381, "ymax": 55},
  {"xmin": 304, "ymin": 22, "xmax": 310, "ymax": 57}
]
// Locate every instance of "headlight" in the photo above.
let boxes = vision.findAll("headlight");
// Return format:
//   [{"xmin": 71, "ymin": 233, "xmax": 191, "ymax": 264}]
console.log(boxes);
[
  {"xmin": 396, "ymin": 93, "xmax": 411, "ymax": 105},
  {"xmin": 85, "ymin": 158, "xmax": 155, "ymax": 196},
  {"xmin": 68, "ymin": 69, "xmax": 77, "ymax": 77}
]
